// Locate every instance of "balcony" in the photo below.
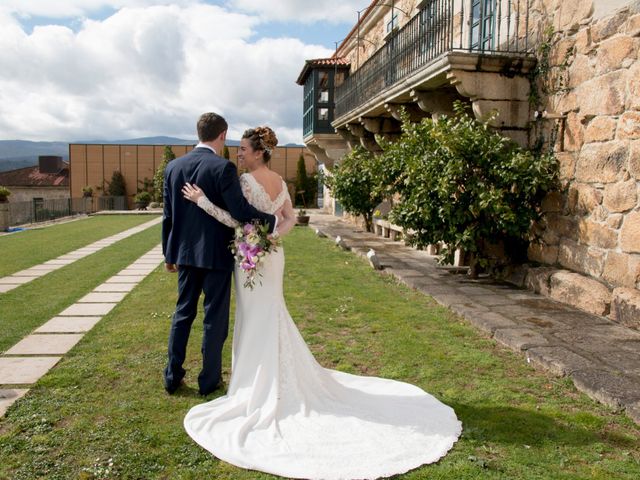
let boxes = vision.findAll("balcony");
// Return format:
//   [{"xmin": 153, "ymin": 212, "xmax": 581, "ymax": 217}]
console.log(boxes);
[{"xmin": 333, "ymin": 0, "xmax": 536, "ymax": 148}]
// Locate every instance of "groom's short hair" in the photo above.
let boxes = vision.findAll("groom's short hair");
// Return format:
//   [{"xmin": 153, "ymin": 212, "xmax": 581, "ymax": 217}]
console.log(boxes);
[{"xmin": 197, "ymin": 113, "xmax": 228, "ymax": 142}]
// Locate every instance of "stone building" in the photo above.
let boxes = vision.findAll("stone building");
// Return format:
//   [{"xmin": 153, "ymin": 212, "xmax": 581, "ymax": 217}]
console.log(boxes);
[
  {"xmin": 69, "ymin": 143, "xmax": 317, "ymax": 206},
  {"xmin": 298, "ymin": 0, "xmax": 640, "ymax": 326},
  {"xmin": 0, "ymin": 156, "xmax": 70, "ymax": 203}
]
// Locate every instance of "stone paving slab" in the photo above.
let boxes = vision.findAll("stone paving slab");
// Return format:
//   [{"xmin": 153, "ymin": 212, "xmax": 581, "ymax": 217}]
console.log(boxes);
[
  {"xmin": 526, "ymin": 346, "xmax": 597, "ymax": 376},
  {"xmin": 43, "ymin": 259, "xmax": 75, "ymax": 265},
  {"xmin": 35, "ymin": 316, "xmax": 102, "ymax": 333},
  {"xmin": 0, "ymin": 389, "xmax": 29, "ymax": 417},
  {"xmin": 0, "ymin": 284, "xmax": 19, "ymax": 293},
  {"xmin": 0, "ymin": 276, "xmax": 33, "ymax": 285},
  {"xmin": 493, "ymin": 327, "xmax": 552, "ymax": 351},
  {"xmin": 79, "ymin": 292, "xmax": 127, "ymax": 303},
  {"xmin": 119, "ymin": 268, "xmax": 156, "ymax": 275},
  {"xmin": 310, "ymin": 212, "xmax": 640, "ymax": 425},
  {"xmin": 105, "ymin": 275, "xmax": 146, "ymax": 283},
  {"xmin": 93, "ymin": 283, "xmax": 137, "ymax": 293},
  {"xmin": 59, "ymin": 303, "xmax": 117, "ymax": 316},
  {"xmin": 0, "ymin": 357, "xmax": 61, "ymax": 384},
  {"xmin": 29, "ymin": 264, "xmax": 62, "ymax": 271},
  {"xmin": 5, "ymin": 334, "xmax": 84, "ymax": 355},
  {"xmin": 12, "ymin": 268, "xmax": 54, "ymax": 277}
]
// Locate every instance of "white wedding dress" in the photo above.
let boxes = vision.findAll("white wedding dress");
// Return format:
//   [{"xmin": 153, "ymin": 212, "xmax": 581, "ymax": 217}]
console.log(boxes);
[{"xmin": 183, "ymin": 173, "xmax": 462, "ymax": 480}]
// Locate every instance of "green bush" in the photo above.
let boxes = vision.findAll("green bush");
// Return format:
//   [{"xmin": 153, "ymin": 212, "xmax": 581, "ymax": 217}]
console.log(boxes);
[
  {"xmin": 294, "ymin": 153, "xmax": 317, "ymax": 208},
  {"xmin": 222, "ymin": 145, "xmax": 230, "ymax": 159},
  {"xmin": 379, "ymin": 102, "xmax": 559, "ymax": 274},
  {"xmin": 324, "ymin": 146, "xmax": 384, "ymax": 232},
  {"xmin": 134, "ymin": 191, "xmax": 151, "ymax": 204},
  {"xmin": 106, "ymin": 170, "xmax": 127, "ymax": 197},
  {"xmin": 0, "ymin": 186, "xmax": 12, "ymax": 201},
  {"xmin": 153, "ymin": 146, "xmax": 176, "ymax": 202}
]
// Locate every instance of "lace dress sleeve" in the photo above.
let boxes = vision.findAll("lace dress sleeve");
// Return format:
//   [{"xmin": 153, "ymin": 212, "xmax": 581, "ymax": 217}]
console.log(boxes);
[{"xmin": 196, "ymin": 196, "xmax": 239, "ymax": 228}]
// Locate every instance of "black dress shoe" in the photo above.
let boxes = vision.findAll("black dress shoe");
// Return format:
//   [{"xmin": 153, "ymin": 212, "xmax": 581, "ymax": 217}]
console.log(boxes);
[
  {"xmin": 199, "ymin": 380, "xmax": 225, "ymax": 397},
  {"xmin": 165, "ymin": 378, "xmax": 186, "ymax": 395}
]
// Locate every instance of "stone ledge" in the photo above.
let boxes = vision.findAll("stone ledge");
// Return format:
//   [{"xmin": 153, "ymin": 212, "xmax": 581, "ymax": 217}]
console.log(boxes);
[
  {"xmin": 611, "ymin": 287, "xmax": 640, "ymax": 330},
  {"xmin": 570, "ymin": 369, "xmax": 640, "ymax": 411},
  {"xmin": 526, "ymin": 346, "xmax": 596, "ymax": 376},
  {"xmin": 549, "ymin": 271, "xmax": 611, "ymax": 316},
  {"xmin": 493, "ymin": 328, "xmax": 552, "ymax": 351}
]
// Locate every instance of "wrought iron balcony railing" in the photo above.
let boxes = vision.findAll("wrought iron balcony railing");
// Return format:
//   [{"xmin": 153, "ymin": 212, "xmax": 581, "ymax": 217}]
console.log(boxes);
[{"xmin": 334, "ymin": 0, "xmax": 533, "ymax": 119}]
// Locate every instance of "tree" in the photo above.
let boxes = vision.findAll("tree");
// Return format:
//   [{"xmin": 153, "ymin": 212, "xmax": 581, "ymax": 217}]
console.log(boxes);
[
  {"xmin": 380, "ymin": 102, "xmax": 559, "ymax": 274},
  {"xmin": 106, "ymin": 170, "xmax": 127, "ymax": 197},
  {"xmin": 324, "ymin": 146, "xmax": 384, "ymax": 232},
  {"xmin": 153, "ymin": 146, "xmax": 176, "ymax": 202},
  {"xmin": 295, "ymin": 153, "xmax": 317, "ymax": 208},
  {"xmin": 222, "ymin": 145, "xmax": 230, "ymax": 159}
]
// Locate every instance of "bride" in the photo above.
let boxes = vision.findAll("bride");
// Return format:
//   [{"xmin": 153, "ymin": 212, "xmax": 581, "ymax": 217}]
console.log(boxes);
[{"xmin": 181, "ymin": 126, "xmax": 462, "ymax": 480}]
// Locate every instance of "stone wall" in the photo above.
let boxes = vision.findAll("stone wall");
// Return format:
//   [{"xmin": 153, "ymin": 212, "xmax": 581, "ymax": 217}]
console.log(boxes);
[
  {"xmin": 526, "ymin": 0, "xmax": 640, "ymax": 328},
  {"xmin": 7, "ymin": 187, "xmax": 70, "ymax": 203}
]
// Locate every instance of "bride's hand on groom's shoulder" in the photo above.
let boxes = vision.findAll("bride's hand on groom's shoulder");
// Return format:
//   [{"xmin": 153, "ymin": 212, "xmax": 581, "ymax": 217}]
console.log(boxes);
[{"xmin": 182, "ymin": 183, "xmax": 204, "ymax": 203}]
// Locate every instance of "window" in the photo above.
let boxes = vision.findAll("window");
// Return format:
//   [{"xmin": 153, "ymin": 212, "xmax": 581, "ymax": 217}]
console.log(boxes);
[
  {"xmin": 386, "ymin": 10, "xmax": 399, "ymax": 33},
  {"xmin": 317, "ymin": 108, "xmax": 329, "ymax": 121},
  {"xmin": 318, "ymin": 89, "xmax": 329, "ymax": 103},
  {"xmin": 470, "ymin": 0, "xmax": 496, "ymax": 51}
]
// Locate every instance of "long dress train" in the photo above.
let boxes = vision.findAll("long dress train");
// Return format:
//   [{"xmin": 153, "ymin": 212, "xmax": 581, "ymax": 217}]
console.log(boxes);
[{"xmin": 183, "ymin": 173, "xmax": 462, "ymax": 479}]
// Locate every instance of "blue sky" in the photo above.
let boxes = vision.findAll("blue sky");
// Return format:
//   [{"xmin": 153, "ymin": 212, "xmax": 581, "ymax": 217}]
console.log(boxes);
[{"xmin": 0, "ymin": 0, "xmax": 367, "ymax": 144}]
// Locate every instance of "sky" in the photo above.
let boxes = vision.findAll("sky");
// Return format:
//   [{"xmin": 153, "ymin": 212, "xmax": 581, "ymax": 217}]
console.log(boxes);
[{"xmin": 0, "ymin": 0, "xmax": 368, "ymax": 145}]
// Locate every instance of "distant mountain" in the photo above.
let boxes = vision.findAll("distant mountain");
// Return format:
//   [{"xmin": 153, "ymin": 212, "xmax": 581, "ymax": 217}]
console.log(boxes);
[
  {"xmin": 76, "ymin": 136, "xmax": 201, "ymax": 146},
  {"xmin": 0, "ymin": 136, "xmax": 303, "ymax": 173}
]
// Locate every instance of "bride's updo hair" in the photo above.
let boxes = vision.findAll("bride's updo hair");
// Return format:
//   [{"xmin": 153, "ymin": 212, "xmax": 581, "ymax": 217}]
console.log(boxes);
[{"xmin": 242, "ymin": 126, "xmax": 278, "ymax": 162}]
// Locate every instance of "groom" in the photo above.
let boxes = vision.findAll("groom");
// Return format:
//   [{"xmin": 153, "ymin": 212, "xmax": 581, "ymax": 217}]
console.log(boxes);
[{"xmin": 162, "ymin": 112, "xmax": 279, "ymax": 395}]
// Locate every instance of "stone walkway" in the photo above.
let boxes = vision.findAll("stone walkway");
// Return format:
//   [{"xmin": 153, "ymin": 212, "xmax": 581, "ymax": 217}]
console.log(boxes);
[
  {"xmin": 0, "ymin": 244, "xmax": 163, "ymax": 417},
  {"xmin": 310, "ymin": 212, "xmax": 640, "ymax": 426},
  {"xmin": 0, "ymin": 216, "xmax": 162, "ymax": 293}
]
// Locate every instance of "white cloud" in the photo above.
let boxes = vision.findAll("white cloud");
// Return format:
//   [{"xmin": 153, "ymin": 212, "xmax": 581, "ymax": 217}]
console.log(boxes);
[
  {"xmin": 0, "ymin": 3, "xmax": 333, "ymax": 144},
  {"xmin": 228, "ymin": 0, "xmax": 368, "ymax": 24}
]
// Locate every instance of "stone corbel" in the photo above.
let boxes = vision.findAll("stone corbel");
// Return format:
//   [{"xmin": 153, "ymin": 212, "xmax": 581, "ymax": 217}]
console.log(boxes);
[
  {"xmin": 346, "ymin": 123, "xmax": 381, "ymax": 152},
  {"xmin": 410, "ymin": 89, "xmax": 457, "ymax": 116},
  {"xmin": 384, "ymin": 103, "xmax": 427, "ymax": 123},
  {"xmin": 336, "ymin": 127, "xmax": 359, "ymax": 150},
  {"xmin": 359, "ymin": 134, "xmax": 382, "ymax": 153},
  {"xmin": 447, "ymin": 69, "xmax": 532, "ymax": 129},
  {"xmin": 359, "ymin": 116, "xmax": 401, "ymax": 134}
]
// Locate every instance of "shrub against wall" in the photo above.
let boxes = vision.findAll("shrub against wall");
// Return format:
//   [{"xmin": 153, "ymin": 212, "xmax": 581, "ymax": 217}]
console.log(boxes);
[
  {"xmin": 295, "ymin": 153, "xmax": 317, "ymax": 208},
  {"xmin": 153, "ymin": 146, "xmax": 176, "ymax": 203},
  {"xmin": 106, "ymin": 170, "xmax": 127, "ymax": 197},
  {"xmin": 379, "ymin": 103, "xmax": 559, "ymax": 274},
  {"xmin": 325, "ymin": 146, "xmax": 384, "ymax": 232}
]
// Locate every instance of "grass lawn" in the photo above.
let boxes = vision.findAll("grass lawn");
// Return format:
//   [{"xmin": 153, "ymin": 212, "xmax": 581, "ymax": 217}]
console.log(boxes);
[
  {"xmin": 0, "ymin": 215, "xmax": 159, "ymax": 278},
  {"xmin": 0, "ymin": 222, "xmax": 162, "ymax": 353},
  {"xmin": 0, "ymin": 227, "xmax": 638, "ymax": 479}
]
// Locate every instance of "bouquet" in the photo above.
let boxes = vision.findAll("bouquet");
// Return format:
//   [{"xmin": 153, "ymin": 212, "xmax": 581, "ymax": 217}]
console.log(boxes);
[{"xmin": 230, "ymin": 220, "xmax": 280, "ymax": 289}]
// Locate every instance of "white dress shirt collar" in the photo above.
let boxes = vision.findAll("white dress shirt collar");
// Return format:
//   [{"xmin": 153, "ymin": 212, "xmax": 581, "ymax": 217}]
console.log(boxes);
[{"xmin": 195, "ymin": 142, "xmax": 217, "ymax": 155}]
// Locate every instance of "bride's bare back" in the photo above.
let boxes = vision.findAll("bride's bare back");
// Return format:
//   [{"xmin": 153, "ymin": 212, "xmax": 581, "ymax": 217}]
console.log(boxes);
[{"xmin": 249, "ymin": 169, "xmax": 284, "ymax": 202}]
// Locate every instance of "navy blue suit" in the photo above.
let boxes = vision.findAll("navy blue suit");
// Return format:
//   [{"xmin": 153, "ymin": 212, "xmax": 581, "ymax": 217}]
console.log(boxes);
[{"xmin": 162, "ymin": 146, "xmax": 276, "ymax": 394}]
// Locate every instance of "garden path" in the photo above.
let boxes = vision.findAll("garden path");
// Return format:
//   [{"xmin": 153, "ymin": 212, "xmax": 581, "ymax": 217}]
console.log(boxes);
[
  {"xmin": 0, "ymin": 243, "xmax": 163, "ymax": 417},
  {"xmin": 0, "ymin": 216, "xmax": 162, "ymax": 293},
  {"xmin": 310, "ymin": 212, "xmax": 640, "ymax": 426}
]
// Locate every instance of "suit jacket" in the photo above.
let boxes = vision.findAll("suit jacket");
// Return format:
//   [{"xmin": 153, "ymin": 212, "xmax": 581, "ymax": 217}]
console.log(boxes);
[{"xmin": 162, "ymin": 147, "xmax": 276, "ymax": 271}]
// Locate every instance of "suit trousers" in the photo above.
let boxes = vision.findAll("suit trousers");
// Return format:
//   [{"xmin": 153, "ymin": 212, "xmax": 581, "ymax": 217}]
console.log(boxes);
[{"xmin": 164, "ymin": 265, "xmax": 231, "ymax": 395}]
